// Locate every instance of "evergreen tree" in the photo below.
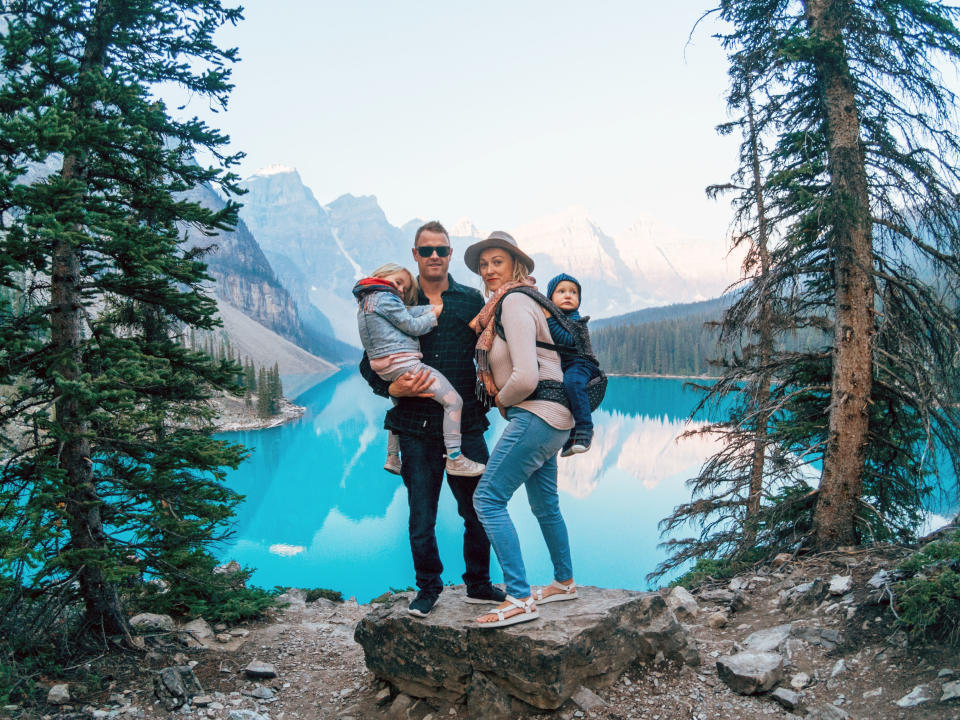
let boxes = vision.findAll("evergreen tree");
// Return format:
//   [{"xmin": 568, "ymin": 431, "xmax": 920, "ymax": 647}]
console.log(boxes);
[
  {"xmin": 256, "ymin": 367, "xmax": 270, "ymax": 418},
  {"xmin": 244, "ymin": 357, "xmax": 257, "ymax": 393},
  {"xmin": 657, "ymin": 0, "xmax": 960, "ymax": 573},
  {"xmin": 0, "ymin": 0, "xmax": 246, "ymax": 644}
]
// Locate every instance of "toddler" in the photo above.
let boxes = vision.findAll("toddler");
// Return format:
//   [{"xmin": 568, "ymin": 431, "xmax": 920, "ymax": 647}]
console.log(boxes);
[
  {"xmin": 546, "ymin": 273, "xmax": 602, "ymax": 456},
  {"xmin": 354, "ymin": 263, "xmax": 486, "ymax": 477}
]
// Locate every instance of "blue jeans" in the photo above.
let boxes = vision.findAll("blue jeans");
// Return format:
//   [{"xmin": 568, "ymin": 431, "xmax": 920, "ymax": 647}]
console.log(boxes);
[
  {"xmin": 563, "ymin": 358, "xmax": 600, "ymax": 435},
  {"xmin": 398, "ymin": 431, "xmax": 492, "ymax": 596},
  {"xmin": 473, "ymin": 408, "xmax": 572, "ymax": 599}
]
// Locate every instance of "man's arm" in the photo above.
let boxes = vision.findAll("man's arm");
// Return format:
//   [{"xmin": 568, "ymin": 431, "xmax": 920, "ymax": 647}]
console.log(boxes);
[{"xmin": 359, "ymin": 352, "xmax": 437, "ymax": 399}]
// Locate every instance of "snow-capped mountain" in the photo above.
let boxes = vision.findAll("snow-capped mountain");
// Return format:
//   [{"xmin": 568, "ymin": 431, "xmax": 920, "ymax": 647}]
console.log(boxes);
[{"xmin": 239, "ymin": 166, "xmax": 744, "ymax": 347}]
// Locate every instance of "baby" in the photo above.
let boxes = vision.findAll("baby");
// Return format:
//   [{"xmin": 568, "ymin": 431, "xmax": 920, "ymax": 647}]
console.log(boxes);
[
  {"xmin": 546, "ymin": 273, "xmax": 601, "ymax": 456},
  {"xmin": 353, "ymin": 263, "xmax": 486, "ymax": 477}
]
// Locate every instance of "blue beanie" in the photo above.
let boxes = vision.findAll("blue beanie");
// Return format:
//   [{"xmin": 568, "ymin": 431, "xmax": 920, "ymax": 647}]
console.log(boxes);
[{"xmin": 547, "ymin": 273, "xmax": 582, "ymax": 302}]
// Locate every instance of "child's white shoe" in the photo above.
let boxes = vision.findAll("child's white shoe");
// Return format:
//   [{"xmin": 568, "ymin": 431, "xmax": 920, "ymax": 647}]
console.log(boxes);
[
  {"xmin": 445, "ymin": 454, "xmax": 485, "ymax": 477},
  {"xmin": 384, "ymin": 454, "xmax": 402, "ymax": 475}
]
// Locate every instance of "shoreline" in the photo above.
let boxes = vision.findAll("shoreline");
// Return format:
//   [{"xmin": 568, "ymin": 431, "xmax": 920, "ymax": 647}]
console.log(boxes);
[{"xmin": 212, "ymin": 397, "xmax": 306, "ymax": 432}]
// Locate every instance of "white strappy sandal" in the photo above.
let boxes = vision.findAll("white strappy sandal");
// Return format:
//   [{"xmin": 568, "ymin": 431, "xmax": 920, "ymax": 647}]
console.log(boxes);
[
  {"xmin": 534, "ymin": 579, "xmax": 578, "ymax": 604},
  {"xmin": 474, "ymin": 595, "xmax": 539, "ymax": 629}
]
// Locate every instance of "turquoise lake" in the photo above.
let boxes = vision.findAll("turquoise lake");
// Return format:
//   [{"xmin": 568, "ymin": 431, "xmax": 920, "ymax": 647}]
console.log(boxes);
[{"xmin": 214, "ymin": 372, "xmax": 955, "ymax": 602}]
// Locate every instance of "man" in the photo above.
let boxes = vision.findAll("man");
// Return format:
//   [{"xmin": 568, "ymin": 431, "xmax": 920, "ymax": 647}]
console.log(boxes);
[{"xmin": 359, "ymin": 220, "xmax": 505, "ymax": 616}]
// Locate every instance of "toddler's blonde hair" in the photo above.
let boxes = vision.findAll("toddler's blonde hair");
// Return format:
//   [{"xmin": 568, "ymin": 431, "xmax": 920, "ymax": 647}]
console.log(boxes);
[{"xmin": 370, "ymin": 263, "xmax": 419, "ymax": 305}]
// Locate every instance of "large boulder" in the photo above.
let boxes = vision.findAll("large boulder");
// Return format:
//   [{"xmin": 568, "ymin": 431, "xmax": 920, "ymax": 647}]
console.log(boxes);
[
  {"xmin": 354, "ymin": 586, "xmax": 698, "ymax": 711},
  {"xmin": 716, "ymin": 651, "xmax": 783, "ymax": 695}
]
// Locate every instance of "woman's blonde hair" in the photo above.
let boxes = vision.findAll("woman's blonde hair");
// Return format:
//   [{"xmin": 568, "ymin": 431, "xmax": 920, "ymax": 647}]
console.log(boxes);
[
  {"xmin": 370, "ymin": 263, "xmax": 419, "ymax": 305},
  {"xmin": 481, "ymin": 250, "xmax": 531, "ymax": 297}
]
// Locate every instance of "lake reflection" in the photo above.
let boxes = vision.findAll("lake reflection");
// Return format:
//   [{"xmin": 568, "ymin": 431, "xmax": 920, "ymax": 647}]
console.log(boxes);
[{"xmin": 216, "ymin": 373, "xmax": 725, "ymax": 601}]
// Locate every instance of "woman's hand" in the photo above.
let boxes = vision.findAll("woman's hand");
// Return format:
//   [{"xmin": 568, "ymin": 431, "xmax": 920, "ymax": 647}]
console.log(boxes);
[
  {"xmin": 432, "ymin": 303, "xmax": 443, "ymax": 318},
  {"xmin": 388, "ymin": 369, "xmax": 436, "ymax": 398}
]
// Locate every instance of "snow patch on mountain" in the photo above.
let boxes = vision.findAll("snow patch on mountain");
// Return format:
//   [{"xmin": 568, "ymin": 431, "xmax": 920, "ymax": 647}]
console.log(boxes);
[{"xmin": 248, "ymin": 163, "xmax": 298, "ymax": 178}]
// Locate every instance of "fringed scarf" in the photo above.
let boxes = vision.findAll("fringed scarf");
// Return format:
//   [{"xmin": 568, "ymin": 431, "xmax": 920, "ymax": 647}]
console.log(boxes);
[{"xmin": 470, "ymin": 278, "xmax": 536, "ymax": 404}]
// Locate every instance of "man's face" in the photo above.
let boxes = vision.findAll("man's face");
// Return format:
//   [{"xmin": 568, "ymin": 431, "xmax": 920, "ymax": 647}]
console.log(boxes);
[
  {"xmin": 551, "ymin": 280, "xmax": 580, "ymax": 312},
  {"xmin": 412, "ymin": 229, "xmax": 451, "ymax": 283}
]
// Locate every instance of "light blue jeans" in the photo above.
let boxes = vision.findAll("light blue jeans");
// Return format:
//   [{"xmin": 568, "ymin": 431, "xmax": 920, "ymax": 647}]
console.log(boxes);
[{"xmin": 473, "ymin": 408, "xmax": 572, "ymax": 599}]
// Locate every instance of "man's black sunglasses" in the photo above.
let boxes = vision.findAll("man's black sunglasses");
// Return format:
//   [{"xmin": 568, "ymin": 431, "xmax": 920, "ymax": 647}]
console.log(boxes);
[{"xmin": 415, "ymin": 245, "xmax": 451, "ymax": 258}]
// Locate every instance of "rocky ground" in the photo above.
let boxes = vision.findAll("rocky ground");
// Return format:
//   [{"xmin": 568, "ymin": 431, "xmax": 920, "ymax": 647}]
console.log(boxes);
[{"xmin": 11, "ymin": 546, "xmax": 960, "ymax": 720}]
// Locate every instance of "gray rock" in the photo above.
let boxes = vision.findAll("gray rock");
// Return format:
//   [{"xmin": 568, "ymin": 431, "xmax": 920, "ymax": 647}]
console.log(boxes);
[
  {"xmin": 743, "ymin": 624, "xmax": 793, "ymax": 653},
  {"xmin": 941, "ymin": 680, "xmax": 960, "ymax": 702},
  {"xmin": 375, "ymin": 687, "xmax": 392, "ymax": 706},
  {"xmin": 216, "ymin": 633, "xmax": 232, "ymax": 643},
  {"xmin": 47, "ymin": 684, "xmax": 70, "ymax": 705},
  {"xmin": 276, "ymin": 588, "xmax": 307, "ymax": 607},
  {"xmin": 829, "ymin": 659, "xmax": 846, "ymax": 678},
  {"xmin": 706, "ymin": 611, "xmax": 728, "ymax": 629},
  {"xmin": 388, "ymin": 693, "xmax": 414, "ymax": 719},
  {"xmin": 191, "ymin": 695, "xmax": 214, "ymax": 707},
  {"xmin": 571, "ymin": 686, "xmax": 606, "ymax": 712},
  {"xmin": 895, "ymin": 684, "xmax": 935, "ymax": 707},
  {"xmin": 716, "ymin": 652, "xmax": 783, "ymax": 695},
  {"xmin": 780, "ymin": 579, "xmax": 828, "ymax": 610},
  {"xmin": 153, "ymin": 666, "xmax": 203, "ymax": 711},
  {"xmin": 729, "ymin": 576, "xmax": 749, "ymax": 592},
  {"xmin": 729, "ymin": 590, "xmax": 751, "ymax": 612},
  {"xmin": 862, "ymin": 687, "xmax": 882, "ymax": 698},
  {"xmin": 698, "ymin": 589, "xmax": 735, "ymax": 603},
  {"xmin": 466, "ymin": 672, "xmax": 512, "ymax": 720},
  {"xmin": 939, "ymin": 668, "xmax": 955, "ymax": 678},
  {"xmin": 242, "ymin": 686, "xmax": 274, "ymax": 700},
  {"xmin": 244, "ymin": 660, "xmax": 278, "ymax": 679},
  {"xmin": 770, "ymin": 687, "xmax": 802, "ymax": 711},
  {"xmin": 129, "ymin": 613, "xmax": 175, "ymax": 633},
  {"xmin": 780, "ymin": 637, "xmax": 807, "ymax": 662},
  {"xmin": 666, "ymin": 585, "xmax": 698, "ymax": 620},
  {"xmin": 805, "ymin": 703, "xmax": 849, "ymax": 720},
  {"xmin": 828, "ymin": 575, "xmax": 853, "ymax": 596},
  {"xmin": 791, "ymin": 625, "xmax": 841, "ymax": 650},
  {"xmin": 867, "ymin": 569, "xmax": 889, "ymax": 589},
  {"xmin": 181, "ymin": 617, "xmax": 213, "ymax": 640},
  {"xmin": 354, "ymin": 586, "xmax": 698, "ymax": 711},
  {"xmin": 227, "ymin": 711, "xmax": 269, "ymax": 720}
]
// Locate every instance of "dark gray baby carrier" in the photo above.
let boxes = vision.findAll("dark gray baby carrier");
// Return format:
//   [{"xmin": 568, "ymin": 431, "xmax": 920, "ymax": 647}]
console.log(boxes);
[{"xmin": 492, "ymin": 286, "xmax": 607, "ymax": 412}]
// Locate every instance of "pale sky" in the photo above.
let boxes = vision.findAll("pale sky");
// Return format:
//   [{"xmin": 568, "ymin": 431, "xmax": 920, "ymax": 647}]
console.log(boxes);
[{"xmin": 166, "ymin": 2, "xmax": 739, "ymax": 241}]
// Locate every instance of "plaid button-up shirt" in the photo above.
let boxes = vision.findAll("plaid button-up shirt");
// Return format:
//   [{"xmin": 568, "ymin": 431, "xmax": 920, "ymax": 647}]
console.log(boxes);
[{"xmin": 359, "ymin": 274, "xmax": 491, "ymax": 438}]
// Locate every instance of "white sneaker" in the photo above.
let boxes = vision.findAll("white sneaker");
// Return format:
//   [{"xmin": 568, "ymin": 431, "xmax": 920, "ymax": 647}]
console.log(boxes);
[
  {"xmin": 383, "ymin": 454, "xmax": 402, "ymax": 475},
  {"xmin": 445, "ymin": 454, "xmax": 485, "ymax": 477}
]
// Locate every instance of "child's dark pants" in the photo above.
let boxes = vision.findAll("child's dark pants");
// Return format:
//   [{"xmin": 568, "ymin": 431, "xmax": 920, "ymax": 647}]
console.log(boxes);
[{"xmin": 562, "ymin": 357, "xmax": 601, "ymax": 434}]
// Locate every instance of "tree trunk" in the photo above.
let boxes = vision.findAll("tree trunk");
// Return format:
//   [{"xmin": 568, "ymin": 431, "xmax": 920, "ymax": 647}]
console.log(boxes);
[
  {"xmin": 803, "ymin": 0, "xmax": 875, "ymax": 549},
  {"xmin": 53, "ymin": 0, "xmax": 132, "ymax": 642},
  {"xmin": 744, "ymin": 81, "xmax": 773, "ymax": 526}
]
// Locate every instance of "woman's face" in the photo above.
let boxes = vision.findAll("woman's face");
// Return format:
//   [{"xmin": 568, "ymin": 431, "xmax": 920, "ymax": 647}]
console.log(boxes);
[{"xmin": 478, "ymin": 248, "xmax": 516, "ymax": 293}]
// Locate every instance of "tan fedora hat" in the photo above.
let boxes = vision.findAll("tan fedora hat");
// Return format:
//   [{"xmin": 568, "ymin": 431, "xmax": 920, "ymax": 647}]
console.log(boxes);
[{"xmin": 463, "ymin": 231, "xmax": 535, "ymax": 275}]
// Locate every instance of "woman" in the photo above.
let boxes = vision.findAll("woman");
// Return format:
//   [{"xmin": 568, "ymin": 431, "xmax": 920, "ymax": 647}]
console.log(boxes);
[{"xmin": 465, "ymin": 231, "xmax": 579, "ymax": 628}]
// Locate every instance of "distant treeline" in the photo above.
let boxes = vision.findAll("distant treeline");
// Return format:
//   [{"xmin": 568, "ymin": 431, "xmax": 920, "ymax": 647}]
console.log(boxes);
[
  {"xmin": 594, "ymin": 309, "xmax": 722, "ymax": 376},
  {"xmin": 593, "ymin": 296, "xmax": 829, "ymax": 377},
  {"xmin": 188, "ymin": 329, "xmax": 284, "ymax": 418}
]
